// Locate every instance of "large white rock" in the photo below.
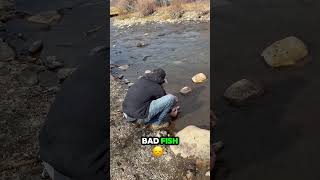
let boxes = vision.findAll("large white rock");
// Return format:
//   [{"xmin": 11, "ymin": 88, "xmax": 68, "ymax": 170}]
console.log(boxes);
[
  {"xmin": 170, "ymin": 125, "xmax": 210, "ymax": 161},
  {"xmin": 261, "ymin": 36, "xmax": 308, "ymax": 67}
]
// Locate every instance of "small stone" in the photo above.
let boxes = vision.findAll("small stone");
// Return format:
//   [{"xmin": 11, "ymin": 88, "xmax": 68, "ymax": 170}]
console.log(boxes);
[
  {"xmin": 57, "ymin": 68, "xmax": 76, "ymax": 81},
  {"xmin": 144, "ymin": 33, "xmax": 149, "ymax": 36},
  {"xmin": 17, "ymin": 33, "xmax": 24, "ymax": 39},
  {"xmin": 164, "ymin": 155, "xmax": 172, "ymax": 161},
  {"xmin": 145, "ymin": 70, "xmax": 151, "ymax": 74},
  {"xmin": 28, "ymin": 40, "xmax": 43, "ymax": 54},
  {"xmin": 205, "ymin": 171, "xmax": 210, "ymax": 176},
  {"xmin": 118, "ymin": 64, "xmax": 129, "ymax": 71},
  {"xmin": 192, "ymin": 73, "xmax": 207, "ymax": 83},
  {"xmin": 27, "ymin": 10, "xmax": 62, "ymax": 24},
  {"xmin": 0, "ymin": 41, "xmax": 15, "ymax": 61},
  {"xmin": 142, "ymin": 55, "xmax": 151, "ymax": 61},
  {"xmin": 112, "ymin": 45, "xmax": 116, "ymax": 47},
  {"xmin": 186, "ymin": 170, "xmax": 193, "ymax": 179},
  {"xmin": 118, "ymin": 74, "xmax": 124, "ymax": 79},
  {"xmin": 89, "ymin": 45, "xmax": 108, "ymax": 56},
  {"xmin": 136, "ymin": 41, "xmax": 147, "ymax": 47},
  {"xmin": 123, "ymin": 79, "xmax": 130, "ymax": 84},
  {"xmin": 224, "ymin": 79, "xmax": 264, "ymax": 105},
  {"xmin": 38, "ymin": 71, "xmax": 59, "ymax": 87},
  {"xmin": 19, "ymin": 69, "xmax": 38, "ymax": 86},
  {"xmin": 43, "ymin": 56, "xmax": 64, "ymax": 70},
  {"xmin": 180, "ymin": 86, "xmax": 192, "ymax": 95}
]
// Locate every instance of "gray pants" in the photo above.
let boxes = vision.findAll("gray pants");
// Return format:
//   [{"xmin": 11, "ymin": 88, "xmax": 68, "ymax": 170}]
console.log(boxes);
[{"xmin": 43, "ymin": 162, "xmax": 71, "ymax": 180}]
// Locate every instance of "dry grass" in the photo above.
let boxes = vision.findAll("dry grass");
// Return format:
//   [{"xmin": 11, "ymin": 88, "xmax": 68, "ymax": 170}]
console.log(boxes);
[
  {"xmin": 136, "ymin": 0, "xmax": 157, "ymax": 17},
  {"xmin": 111, "ymin": 0, "xmax": 210, "ymax": 20}
]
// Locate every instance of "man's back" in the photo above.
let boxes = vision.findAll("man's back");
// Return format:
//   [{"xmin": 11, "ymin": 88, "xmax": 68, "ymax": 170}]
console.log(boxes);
[
  {"xmin": 39, "ymin": 53, "xmax": 107, "ymax": 179},
  {"xmin": 122, "ymin": 73, "xmax": 166, "ymax": 119}
]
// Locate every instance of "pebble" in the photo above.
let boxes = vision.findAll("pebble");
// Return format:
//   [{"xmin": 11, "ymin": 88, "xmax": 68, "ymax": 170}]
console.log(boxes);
[
  {"xmin": 89, "ymin": 45, "xmax": 108, "ymax": 55},
  {"xmin": 118, "ymin": 74, "xmax": 124, "ymax": 79},
  {"xmin": 28, "ymin": 40, "xmax": 43, "ymax": 54},
  {"xmin": 118, "ymin": 64, "xmax": 129, "ymax": 71},
  {"xmin": 57, "ymin": 68, "xmax": 76, "ymax": 81},
  {"xmin": 205, "ymin": 171, "xmax": 210, "ymax": 176},
  {"xmin": 179, "ymin": 86, "xmax": 192, "ymax": 95},
  {"xmin": 43, "ymin": 56, "xmax": 64, "ymax": 70},
  {"xmin": 128, "ymin": 82, "xmax": 134, "ymax": 87},
  {"xmin": 123, "ymin": 79, "xmax": 130, "ymax": 84}
]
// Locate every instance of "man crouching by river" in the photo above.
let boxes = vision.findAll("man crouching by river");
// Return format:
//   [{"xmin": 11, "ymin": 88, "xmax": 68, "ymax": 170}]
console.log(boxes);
[{"xmin": 122, "ymin": 68, "xmax": 180, "ymax": 130}]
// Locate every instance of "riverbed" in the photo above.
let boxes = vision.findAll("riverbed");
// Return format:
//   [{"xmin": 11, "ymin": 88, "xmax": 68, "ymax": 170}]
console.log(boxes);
[{"xmin": 110, "ymin": 21, "xmax": 210, "ymax": 131}]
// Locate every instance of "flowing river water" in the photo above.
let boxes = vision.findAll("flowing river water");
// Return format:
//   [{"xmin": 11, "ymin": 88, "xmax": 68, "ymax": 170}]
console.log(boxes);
[{"xmin": 110, "ymin": 21, "xmax": 210, "ymax": 131}]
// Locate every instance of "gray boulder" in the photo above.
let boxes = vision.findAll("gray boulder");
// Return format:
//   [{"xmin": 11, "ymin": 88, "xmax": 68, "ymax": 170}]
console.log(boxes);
[
  {"xmin": 27, "ymin": 10, "xmax": 62, "ymax": 24},
  {"xmin": 261, "ymin": 36, "xmax": 308, "ymax": 67},
  {"xmin": 57, "ymin": 68, "xmax": 76, "ymax": 81},
  {"xmin": 28, "ymin": 40, "xmax": 43, "ymax": 54},
  {"xmin": 224, "ymin": 79, "xmax": 264, "ymax": 105},
  {"xmin": 42, "ymin": 56, "xmax": 64, "ymax": 70}
]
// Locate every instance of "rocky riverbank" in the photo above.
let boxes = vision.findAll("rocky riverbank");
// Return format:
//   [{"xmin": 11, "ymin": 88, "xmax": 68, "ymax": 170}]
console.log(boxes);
[
  {"xmin": 110, "ymin": 77, "xmax": 211, "ymax": 180},
  {"xmin": 111, "ymin": 2, "xmax": 210, "ymax": 28}
]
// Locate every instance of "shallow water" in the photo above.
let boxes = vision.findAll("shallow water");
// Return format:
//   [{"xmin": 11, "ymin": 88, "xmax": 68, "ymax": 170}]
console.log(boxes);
[
  {"xmin": 2, "ymin": 0, "xmax": 107, "ymax": 67},
  {"xmin": 110, "ymin": 22, "xmax": 210, "ymax": 131}
]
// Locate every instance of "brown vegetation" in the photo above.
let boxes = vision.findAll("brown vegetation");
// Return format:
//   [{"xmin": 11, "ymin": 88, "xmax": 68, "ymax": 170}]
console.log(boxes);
[
  {"xmin": 136, "ymin": 0, "xmax": 157, "ymax": 17},
  {"xmin": 112, "ymin": 0, "xmax": 209, "ymax": 18}
]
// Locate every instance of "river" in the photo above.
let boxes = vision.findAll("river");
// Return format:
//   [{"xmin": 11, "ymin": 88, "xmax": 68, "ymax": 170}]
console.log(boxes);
[{"xmin": 110, "ymin": 21, "xmax": 210, "ymax": 131}]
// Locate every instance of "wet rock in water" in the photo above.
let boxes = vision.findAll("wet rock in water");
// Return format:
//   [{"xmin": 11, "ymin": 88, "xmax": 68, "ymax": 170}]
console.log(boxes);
[
  {"xmin": 170, "ymin": 125, "xmax": 210, "ymax": 161},
  {"xmin": 38, "ymin": 71, "xmax": 59, "ymax": 87},
  {"xmin": 0, "ymin": 41, "xmax": 15, "ymax": 62},
  {"xmin": 224, "ymin": 79, "xmax": 264, "ymax": 105},
  {"xmin": 261, "ymin": 36, "xmax": 308, "ymax": 67},
  {"xmin": 57, "ymin": 68, "xmax": 76, "ymax": 81},
  {"xmin": 117, "ymin": 74, "xmax": 124, "ymax": 79},
  {"xmin": 118, "ymin": 64, "xmax": 129, "ymax": 71},
  {"xmin": 192, "ymin": 73, "xmax": 207, "ymax": 83},
  {"xmin": 136, "ymin": 41, "xmax": 148, "ymax": 47},
  {"xmin": 43, "ymin": 56, "xmax": 64, "ymax": 70},
  {"xmin": 28, "ymin": 40, "xmax": 43, "ymax": 54},
  {"xmin": 18, "ymin": 68, "xmax": 38, "ymax": 86},
  {"xmin": 142, "ymin": 55, "xmax": 151, "ymax": 61},
  {"xmin": 123, "ymin": 79, "xmax": 130, "ymax": 84},
  {"xmin": 27, "ymin": 10, "xmax": 62, "ymax": 24},
  {"xmin": 180, "ymin": 86, "xmax": 192, "ymax": 95},
  {"xmin": 89, "ymin": 45, "xmax": 108, "ymax": 55},
  {"xmin": 128, "ymin": 82, "xmax": 134, "ymax": 87}
]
